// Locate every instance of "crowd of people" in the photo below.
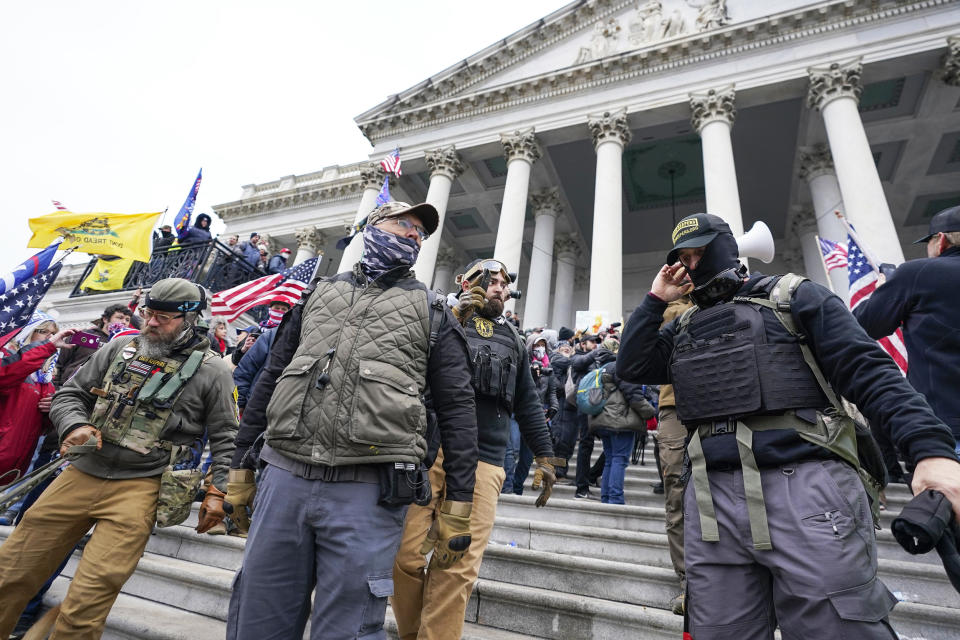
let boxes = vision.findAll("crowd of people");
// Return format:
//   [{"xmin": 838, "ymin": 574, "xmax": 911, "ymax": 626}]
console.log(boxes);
[{"xmin": 0, "ymin": 201, "xmax": 958, "ymax": 640}]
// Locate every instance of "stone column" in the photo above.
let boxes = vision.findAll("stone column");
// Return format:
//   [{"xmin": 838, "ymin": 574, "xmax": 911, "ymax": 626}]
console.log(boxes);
[
  {"xmin": 942, "ymin": 35, "xmax": 960, "ymax": 86},
  {"xmin": 523, "ymin": 189, "xmax": 562, "ymax": 330},
  {"xmin": 690, "ymin": 86, "xmax": 746, "ymax": 247},
  {"xmin": 432, "ymin": 247, "xmax": 459, "ymax": 293},
  {"xmin": 587, "ymin": 110, "xmax": 631, "ymax": 322},
  {"xmin": 338, "ymin": 163, "xmax": 384, "ymax": 272},
  {"xmin": 808, "ymin": 59, "xmax": 904, "ymax": 265},
  {"xmin": 493, "ymin": 129, "xmax": 541, "ymax": 294},
  {"xmin": 293, "ymin": 226, "xmax": 325, "ymax": 265},
  {"xmin": 788, "ymin": 208, "xmax": 828, "ymax": 287},
  {"xmin": 414, "ymin": 146, "xmax": 465, "ymax": 286},
  {"xmin": 551, "ymin": 234, "xmax": 581, "ymax": 330},
  {"xmin": 798, "ymin": 144, "xmax": 850, "ymax": 296}
]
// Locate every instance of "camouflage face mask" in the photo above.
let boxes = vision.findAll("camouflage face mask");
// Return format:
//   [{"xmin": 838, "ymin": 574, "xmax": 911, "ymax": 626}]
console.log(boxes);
[{"xmin": 361, "ymin": 223, "xmax": 420, "ymax": 279}]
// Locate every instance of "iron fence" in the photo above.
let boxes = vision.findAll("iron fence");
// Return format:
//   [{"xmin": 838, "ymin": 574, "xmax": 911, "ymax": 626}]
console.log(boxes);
[{"xmin": 69, "ymin": 240, "xmax": 270, "ymax": 300}]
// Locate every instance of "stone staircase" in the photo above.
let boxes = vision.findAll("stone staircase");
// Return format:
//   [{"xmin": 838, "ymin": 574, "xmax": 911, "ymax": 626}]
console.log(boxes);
[{"xmin": 3, "ymin": 440, "xmax": 960, "ymax": 639}]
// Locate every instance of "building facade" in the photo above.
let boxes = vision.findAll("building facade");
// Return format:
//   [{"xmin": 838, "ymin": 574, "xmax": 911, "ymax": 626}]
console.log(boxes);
[{"xmin": 47, "ymin": 0, "xmax": 960, "ymax": 330}]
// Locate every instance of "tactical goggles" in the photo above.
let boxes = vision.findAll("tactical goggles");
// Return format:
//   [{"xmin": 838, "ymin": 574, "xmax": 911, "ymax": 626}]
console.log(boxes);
[{"xmin": 462, "ymin": 260, "xmax": 513, "ymax": 285}]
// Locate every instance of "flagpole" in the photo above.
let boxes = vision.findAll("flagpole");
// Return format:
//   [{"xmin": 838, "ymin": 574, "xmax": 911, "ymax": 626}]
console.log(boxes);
[
  {"xmin": 833, "ymin": 211, "xmax": 881, "ymax": 274},
  {"xmin": 814, "ymin": 235, "xmax": 837, "ymax": 294}
]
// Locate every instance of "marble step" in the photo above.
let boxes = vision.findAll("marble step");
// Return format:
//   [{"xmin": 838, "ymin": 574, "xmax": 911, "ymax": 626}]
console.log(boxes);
[{"xmin": 41, "ymin": 576, "xmax": 541, "ymax": 640}]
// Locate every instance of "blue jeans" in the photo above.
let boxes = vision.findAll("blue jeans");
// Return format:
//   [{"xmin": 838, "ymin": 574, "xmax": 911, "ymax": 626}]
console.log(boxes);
[
  {"xmin": 502, "ymin": 419, "xmax": 521, "ymax": 493},
  {"xmin": 597, "ymin": 429, "xmax": 635, "ymax": 505}
]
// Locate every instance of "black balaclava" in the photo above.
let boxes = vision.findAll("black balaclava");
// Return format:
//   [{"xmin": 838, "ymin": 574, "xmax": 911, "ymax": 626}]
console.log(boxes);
[
  {"xmin": 687, "ymin": 232, "xmax": 747, "ymax": 307},
  {"xmin": 688, "ymin": 232, "xmax": 739, "ymax": 287}
]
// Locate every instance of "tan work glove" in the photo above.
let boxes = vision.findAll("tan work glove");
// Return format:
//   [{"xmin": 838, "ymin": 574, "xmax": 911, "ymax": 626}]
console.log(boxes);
[
  {"xmin": 452, "ymin": 286, "xmax": 487, "ymax": 324},
  {"xmin": 225, "ymin": 469, "xmax": 256, "ymax": 537},
  {"xmin": 419, "ymin": 500, "xmax": 472, "ymax": 569},
  {"xmin": 60, "ymin": 426, "xmax": 102, "ymax": 457},
  {"xmin": 532, "ymin": 457, "xmax": 558, "ymax": 508},
  {"xmin": 196, "ymin": 484, "xmax": 227, "ymax": 534}
]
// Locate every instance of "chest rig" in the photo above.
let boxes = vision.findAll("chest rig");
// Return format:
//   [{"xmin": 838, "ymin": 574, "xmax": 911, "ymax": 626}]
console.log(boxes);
[
  {"xmin": 89, "ymin": 339, "xmax": 208, "ymax": 455},
  {"xmin": 462, "ymin": 315, "xmax": 523, "ymax": 411},
  {"xmin": 673, "ymin": 274, "xmax": 882, "ymax": 551}
]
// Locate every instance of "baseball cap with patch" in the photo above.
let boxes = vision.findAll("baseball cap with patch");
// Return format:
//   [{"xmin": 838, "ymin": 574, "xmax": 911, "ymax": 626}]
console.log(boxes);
[
  {"xmin": 913, "ymin": 205, "xmax": 960, "ymax": 243},
  {"xmin": 367, "ymin": 201, "xmax": 440, "ymax": 235},
  {"xmin": 666, "ymin": 213, "xmax": 732, "ymax": 264}
]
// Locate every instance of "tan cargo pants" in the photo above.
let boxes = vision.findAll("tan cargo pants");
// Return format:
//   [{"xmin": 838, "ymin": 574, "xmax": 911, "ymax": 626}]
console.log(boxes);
[
  {"xmin": 0, "ymin": 465, "xmax": 159, "ymax": 639},
  {"xmin": 658, "ymin": 407, "xmax": 686, "ymax": 580},
  {"xmin": 391, "ymin": 450, "xmax": 505, "ymax": 640}
]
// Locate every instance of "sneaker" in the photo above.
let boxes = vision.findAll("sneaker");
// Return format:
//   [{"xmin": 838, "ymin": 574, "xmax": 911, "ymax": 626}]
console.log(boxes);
[
  {"xmin": 574, "ymin": 489, "xmax": 599, "ymax": 501},
  {"xmin": 652, "ymin": 482, "xmax": 665, "ymax": 495}
]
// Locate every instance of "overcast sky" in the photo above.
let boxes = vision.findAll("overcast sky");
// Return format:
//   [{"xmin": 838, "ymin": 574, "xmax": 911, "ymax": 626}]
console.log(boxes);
[{"xmin": 0, "ymin": 1, "xmax": 562, "ymax": 266}]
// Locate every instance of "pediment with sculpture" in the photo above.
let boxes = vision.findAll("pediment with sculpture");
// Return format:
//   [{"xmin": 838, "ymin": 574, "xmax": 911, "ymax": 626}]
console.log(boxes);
[{"xmin": 575, "ymin": 0, "xmax": 728, "ymax": 64}]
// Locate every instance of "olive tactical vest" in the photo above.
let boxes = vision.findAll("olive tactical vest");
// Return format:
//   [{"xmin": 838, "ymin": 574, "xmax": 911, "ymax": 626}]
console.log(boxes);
[
  {"xmin": 462, "ymin": 315, "xmax": 523, "ymax": 411},
  {"xmin": 91, "ymin": 338, "xmax": 210, "ymax": 455},
  {"xmin": 264, "ymin": 269, "xmax": 431, "ymax": 467}
]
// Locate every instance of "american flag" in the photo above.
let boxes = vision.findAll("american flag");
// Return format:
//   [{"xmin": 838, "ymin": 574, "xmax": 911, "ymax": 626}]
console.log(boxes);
[
  {"xmin": 847, "ymin": 233, "xmax": 908, "ymax": 373},
  {"xmin": 375, "ymin": 175, "xmax": 391, "ymax": 207},
  {"xmin": 0, "ymin": 263, "xmax": 62, "ymax": 337},
  {"xmin": 380, "ymin": 148, "xmax": 402, "ymax": 176},
  {"xmin": 211, "ymin": 257, "xmax": 318, "ymax": 322},
  {"xmin": 818, "ymin": 237, "xmax": 848, "ymax": 271}
]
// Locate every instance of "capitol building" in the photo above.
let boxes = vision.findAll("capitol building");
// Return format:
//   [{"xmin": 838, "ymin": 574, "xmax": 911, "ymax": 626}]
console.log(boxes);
[{"xmin": 50, "ymin": 0, "xmax": 960, "ymax": 330}]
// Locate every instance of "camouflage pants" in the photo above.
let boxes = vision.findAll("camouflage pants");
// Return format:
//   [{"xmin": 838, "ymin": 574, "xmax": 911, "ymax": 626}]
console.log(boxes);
[{"xmin": 0, "ymin": 465, "xmax": 159, "ymax": 639}]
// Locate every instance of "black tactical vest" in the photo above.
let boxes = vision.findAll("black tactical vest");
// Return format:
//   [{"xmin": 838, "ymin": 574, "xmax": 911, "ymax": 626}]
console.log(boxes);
[
  {"xmin": 670, "ymin": 293, "xmax": 828, "ymax": 423},
  {"xmin": 462, "ymin": 315, "xmax": 522, "ymax": 411}
]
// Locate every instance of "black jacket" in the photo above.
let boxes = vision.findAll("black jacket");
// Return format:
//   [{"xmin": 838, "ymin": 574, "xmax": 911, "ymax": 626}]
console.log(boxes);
[
  {"xmin": 232, "ymin": 269, "xmax": 478, "ymax": 501},
  {"xmin": 617, "ymin": 276, "xmax": 958, "ymax": 470},
  {"xmin": 853, "ymin": 246, "xmax": 960, "ymax": 440},
  {"xmin": 571, "ymin": 347, "xmax": 615, "ymax": 384}
]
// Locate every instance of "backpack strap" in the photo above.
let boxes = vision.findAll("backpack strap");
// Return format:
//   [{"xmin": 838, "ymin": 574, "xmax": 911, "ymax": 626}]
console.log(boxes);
[
  {"xmin": 735, "ymin": 273, "xmax": 845, "ymax": 414},
  {"xmin": 676, "ymin": 305, "xmax": 699, "ymax": 334},
  {"xmin": 426, "ymin": 290, "xmax": 447, "ymax": 355}
]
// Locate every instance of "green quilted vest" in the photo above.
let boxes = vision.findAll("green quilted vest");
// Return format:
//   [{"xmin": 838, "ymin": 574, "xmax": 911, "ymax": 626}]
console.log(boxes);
[{"xmin": 265, "ymin": 269, "xmax": 431, "ymax": 466}]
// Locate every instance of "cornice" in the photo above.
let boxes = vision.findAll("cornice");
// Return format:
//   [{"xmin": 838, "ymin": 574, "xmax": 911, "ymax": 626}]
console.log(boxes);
[
  {"xmin": 357, "ymin": 0, "xmax": 953, "ymax": 143},
  {"xmin": 214, "ymin": 167, "xmax": 367, "ymax": 221},
  {"xmin": 355, "ymin": 0, "xmax": 632, "ymax": 125}
]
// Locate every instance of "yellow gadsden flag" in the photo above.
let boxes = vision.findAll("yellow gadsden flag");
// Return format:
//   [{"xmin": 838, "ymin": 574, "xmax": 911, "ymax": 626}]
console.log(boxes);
[
  {"xmin": 28, "ymin": 210, "xmax": 162, "ymax": 262},
  {"xmin": 80, "ymin": 256, "xmax": 138, "ymax": 292}
]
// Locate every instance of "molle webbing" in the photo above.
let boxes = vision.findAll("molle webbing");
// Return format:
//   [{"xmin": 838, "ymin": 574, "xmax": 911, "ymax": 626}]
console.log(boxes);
[{"xmin": 683, "ymin": 274, "xmax": 875, "ymax": 551}]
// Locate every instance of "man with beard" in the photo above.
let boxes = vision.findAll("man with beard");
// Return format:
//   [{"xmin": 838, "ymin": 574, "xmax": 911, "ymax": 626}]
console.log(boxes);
[
  {"xmin": 0, "ymin": 278, "xmax": 238, "ymax": 639},
  {"xmin": 617, "ymin": 213, "xmax": 960, "ymax": 638},
  {"xmin": 391, "ymin": 259, "xmax": 559, "ymax": 640},
  {"xmin": 225, "ymin": 201, "xmax": 477, "ymax": 640}
]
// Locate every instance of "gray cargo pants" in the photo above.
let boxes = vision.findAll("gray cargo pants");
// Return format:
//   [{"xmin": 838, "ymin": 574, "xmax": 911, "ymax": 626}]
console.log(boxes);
[
  {"xmin": 684, "ymin": 459, "xmax": 898, "ymax": 640},
  {"xmin": 226, "ymin": 463, "xmax": 408, "ymax": 640}
]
